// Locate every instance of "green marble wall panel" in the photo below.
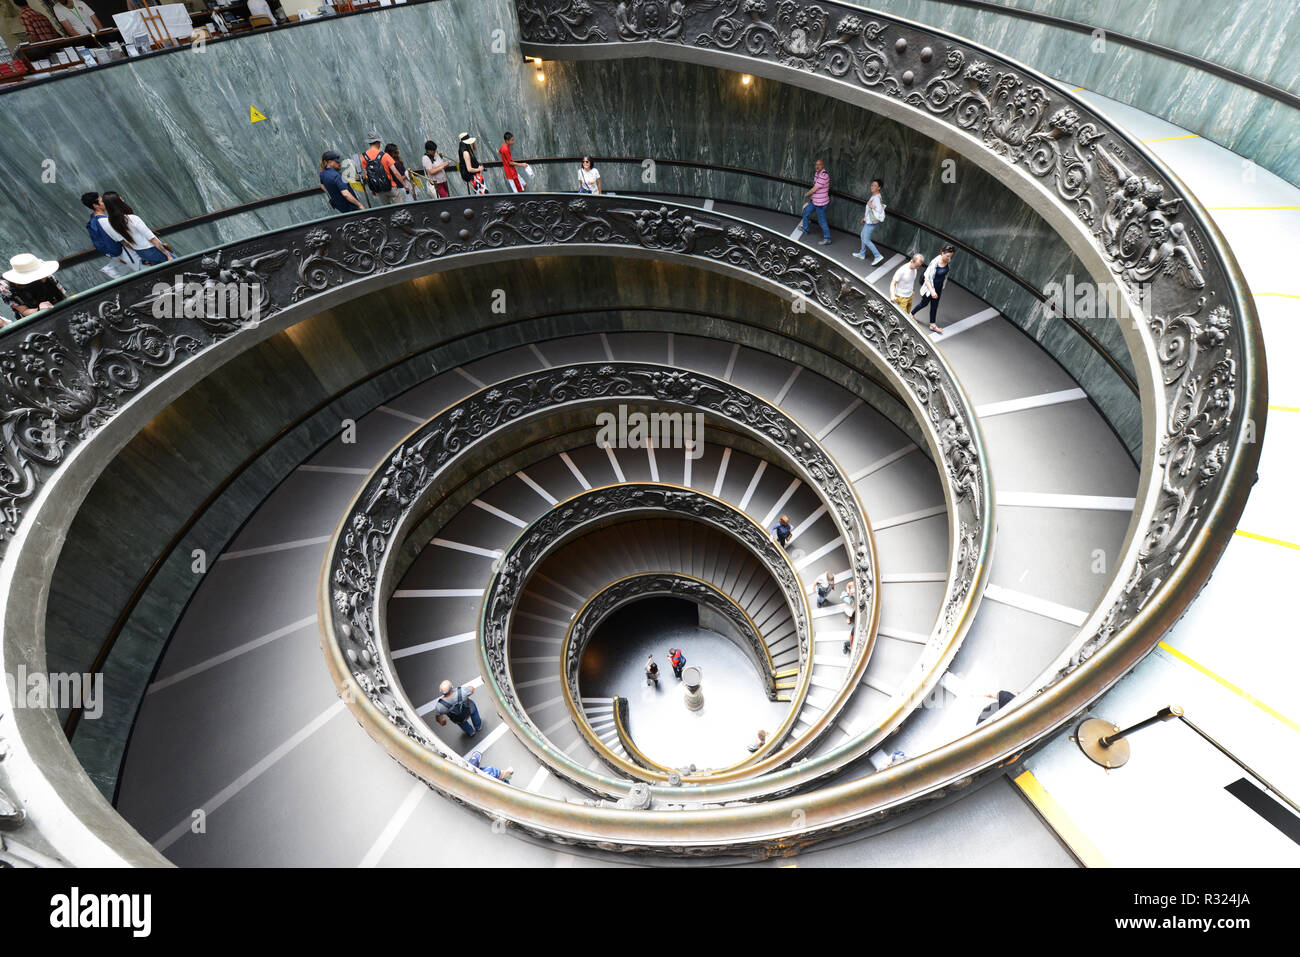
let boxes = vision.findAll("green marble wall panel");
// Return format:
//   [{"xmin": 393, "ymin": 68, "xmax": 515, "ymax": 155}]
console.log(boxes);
[{"xmin": 879, "ymin": 0, "xmax": 1300, "ymax": 186}]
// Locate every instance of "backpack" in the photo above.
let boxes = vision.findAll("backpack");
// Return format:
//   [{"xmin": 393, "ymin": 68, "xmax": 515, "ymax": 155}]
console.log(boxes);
[
  {"xmin": 363, "ymin": 148, "xmax": 392, "ymax": 194},
  {"xmin": 87, "ymin": 215, "xmax": 124, "ymax": 258},
  {"xmin": 672, "ymin": 650, "xmax": 685, "ymax": 667},
  {"xmin": 866, "ymin": 196, "xmax": 886, "ymax": 224},
  {"xmin": 440, "ymin": 687, "xmax": 471, "ymax": 722}
]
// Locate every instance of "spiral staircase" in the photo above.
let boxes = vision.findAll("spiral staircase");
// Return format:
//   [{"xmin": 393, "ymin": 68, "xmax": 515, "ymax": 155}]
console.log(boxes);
[{"xmin": 0, "ymin": 0, "xmax": 1279, "ymax": 868}]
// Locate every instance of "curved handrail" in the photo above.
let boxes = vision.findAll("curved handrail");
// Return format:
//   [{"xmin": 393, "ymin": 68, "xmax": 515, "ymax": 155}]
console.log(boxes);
[
  {"xmin": 560, "ymin": 568, "xmax": 798, "ymax": 779},
  {"xmin": 605, "ymin": 696, "xmax": 676, "ymax": 774},
  {"xmin": 611, "ymin": 696, "xmax": 675, "ymax": 774},
  {"xmin": 564, "ymin": 570, "xmax": 778, "ymax": 700},
  {"xmin": 436, "ymin": 371, "xmax": 885, "ymax": 791},
  {"xmin": 507, "ymin": 489, "xmax": 814, "ymax": 786}
]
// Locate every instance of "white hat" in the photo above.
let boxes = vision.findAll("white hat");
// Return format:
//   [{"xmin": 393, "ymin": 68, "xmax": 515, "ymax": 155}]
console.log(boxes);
[
  {"xmin": 4, "ymin": 253, "xmax": 59, "ymax": 285},
  {"xmin": 460, "ymin": 133, "xmax": 476, "ymax": 145}
]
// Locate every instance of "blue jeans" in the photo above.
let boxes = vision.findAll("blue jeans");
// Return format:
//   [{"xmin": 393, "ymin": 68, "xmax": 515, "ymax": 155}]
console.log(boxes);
[
  {"xmin": 454, "ymin": 700, "xmax": 482, "ymax": 736},
  {"xmin": 858, "ymin": 222, "xmax": 881, "ymax": 259},
  {"xmin": 135, "ymin": 245, "xmax": 169, "ymax": 266},
  {"xmin": 800, "ymin": 202, "xmax": 830, "ymax": 241}
]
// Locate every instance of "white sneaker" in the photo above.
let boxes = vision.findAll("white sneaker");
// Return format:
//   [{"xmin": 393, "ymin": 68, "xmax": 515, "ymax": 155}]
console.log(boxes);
[
  {"xmin": 851, "ymin": 252, "xmax": 866, "ymax": 260},
  {"xmin": 871, "ymin": 255, "xmax": 884, "ymax": 265}
]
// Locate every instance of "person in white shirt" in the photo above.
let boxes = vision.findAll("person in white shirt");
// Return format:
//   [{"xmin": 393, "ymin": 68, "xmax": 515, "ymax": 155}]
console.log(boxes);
[
  {"xmin": 52, "ymin": 0, "xmax": 102, "ymax": 34},
  {"xmin": 852, "ymin": 178, "xmax": 886, "ymax": 265},
  {"xmin": 814, "ymin": 570, "xmax": 836, "ymax": 607},
  {"xmin": 421, "ymin": 140, "xmax": 452, "ymax": 198},
  {"xmin": 889, "ymin": 252, "xmax": 926, "ymax": 316},
  {"xmin": 101, "ymin": 192, "xmax": 174, "ymax": 266},
  {"xmin": 911, "ymin": 244, "xmax": 956, "ymax": 335},
  {"xmin": 577, "ymin": 155, "xmax": 601, "ymax": 194}
]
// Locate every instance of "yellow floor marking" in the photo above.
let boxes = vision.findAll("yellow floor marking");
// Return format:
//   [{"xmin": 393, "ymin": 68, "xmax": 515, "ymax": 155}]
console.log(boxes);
[
  {"xmin": 1234, "ymin": 529, "xmax": 1300, "ymax": 551},
  {"xmin": 1157, "ymin": 641, "xmax": 1300, "ymax": 736},
  {"xmin": 1207, "ymin": 205, "xmax": 1300, "ymax": 211},
  {"xmin": 1070, "ymin": 86, "xmax": 1085, "ymax": 92},
  {"xmin": 1142, "ymin": 133, "xmax": 1200, "ymax": 142},
  {"xmin": 1267, "ymin": 405, "xmax": 1300, "ymax": 413},
  {"xmin": 1254, "ymin": 292, "xmax": 1300, "ymax": 299},
  {"xmin": 1012, "ymin": 770, "xmax": 1109, "ymax": 867}
]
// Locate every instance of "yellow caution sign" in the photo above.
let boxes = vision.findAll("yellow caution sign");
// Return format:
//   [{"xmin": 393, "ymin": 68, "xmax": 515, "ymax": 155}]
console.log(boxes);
[{"xmin": 250, "ymin": 106, "xmax": 267, "ymax": 123}]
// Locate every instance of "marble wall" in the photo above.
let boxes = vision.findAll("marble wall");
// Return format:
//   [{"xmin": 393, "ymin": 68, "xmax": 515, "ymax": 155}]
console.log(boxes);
[{"xmin": 882, "ymin": 0, "xmax": 1300, "ymax": 187}]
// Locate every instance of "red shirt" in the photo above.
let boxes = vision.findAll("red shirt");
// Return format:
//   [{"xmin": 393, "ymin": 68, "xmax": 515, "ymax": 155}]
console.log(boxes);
[
  {"xmin": 21, "ymin": 7, "xmax": 61, "ymax": 42},
  {"xmin": 500, "ymin": 142, "xmax": 520, "ymax": 180}
]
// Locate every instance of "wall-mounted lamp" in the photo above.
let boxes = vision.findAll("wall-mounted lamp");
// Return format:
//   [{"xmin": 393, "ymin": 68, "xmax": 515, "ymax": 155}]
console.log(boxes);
[
  {"xmin": 535, "ymin": 69, "xmax": 546, "ymax": 84},
  {"xmin": 741, "ymin": 74, "xmax": 753, "ymax": 86}
]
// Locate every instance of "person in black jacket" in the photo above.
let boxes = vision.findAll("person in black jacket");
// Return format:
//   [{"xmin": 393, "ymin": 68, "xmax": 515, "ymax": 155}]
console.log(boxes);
[{"xmin": 457, "ymin": 133, "xmax": 487, "ymax": 195}]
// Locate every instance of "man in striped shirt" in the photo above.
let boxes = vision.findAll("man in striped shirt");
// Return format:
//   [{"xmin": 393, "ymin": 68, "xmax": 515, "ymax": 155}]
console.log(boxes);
[
  {"xmin": 16, "ymin": 0, "xmax": 63, "ymax": 42},
  {"xmin": 798, "ymin": 158, "xmax": 833, "ymax": 245}
]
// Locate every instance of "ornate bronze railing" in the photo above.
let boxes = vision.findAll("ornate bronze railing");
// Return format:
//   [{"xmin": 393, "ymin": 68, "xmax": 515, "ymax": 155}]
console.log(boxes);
[
  {"xmin": 329, "ymin": 355, "xmax": 892, "ymax": 798},
  {"xmin": 516, "ymin": 492, "xmax": 815, "ymax": 784},
  {"xmin": 610, "ymin": 697, "xmax": 670, "ymax": 774}
]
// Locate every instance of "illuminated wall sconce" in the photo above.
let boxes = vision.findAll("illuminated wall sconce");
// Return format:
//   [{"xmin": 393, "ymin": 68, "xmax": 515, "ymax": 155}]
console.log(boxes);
[
  {"xmin": 741, "ymin": 74, "xmax": 753, "ymax": 86},
  {"xmin": 535, "ymin": 69, "xmax": 546, "ymax": 83}
]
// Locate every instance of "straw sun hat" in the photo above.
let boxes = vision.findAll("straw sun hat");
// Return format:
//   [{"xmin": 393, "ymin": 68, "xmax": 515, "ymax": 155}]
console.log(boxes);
[{"xmin": 3, "ymin": 253, "xmax": 60, "ymax": 285}]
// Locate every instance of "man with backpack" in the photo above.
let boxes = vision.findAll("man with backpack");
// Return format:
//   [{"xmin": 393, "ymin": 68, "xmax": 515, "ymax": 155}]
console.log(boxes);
[
  {"xmin": 80, "ymin": 191, "xmax": 138, "ymax": 276},
  {"xmin": 668, "ymin": 648, "xmax": 686, "ymax": 681},
  {"xmin": 432, "ymin": 679, "xmax": 482, "ymax": 736},
  {"xmin": 361, "ymin": 131, "xmax": 409, "ymax": 206}
]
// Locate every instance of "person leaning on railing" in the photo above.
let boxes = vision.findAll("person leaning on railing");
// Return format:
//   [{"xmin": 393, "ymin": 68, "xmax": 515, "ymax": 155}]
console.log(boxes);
[
  {"xmin": 361, "ymin": 131, "xmax": 408, "ymax": 206},
  {"xmin": 1, "ymin": 253, "xmax": 67, "ymax": 324},
  {"xmin": 421, "ymin": 140, "xmax": 452, "ymax": 198},
  {"xmin": 576, "ymin": 155, "xmax": 601, "ymax": 194},
  {"xmin": 319, "ymin": 150, "xmax": 364, "ymax": 214},
  {"xmin": 457, "ymin": 133, "xmax": 487, "ymax": 195},
  {"xmin": 385, "ymin": 143, "xmax": 414, "ymax": 202}
]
